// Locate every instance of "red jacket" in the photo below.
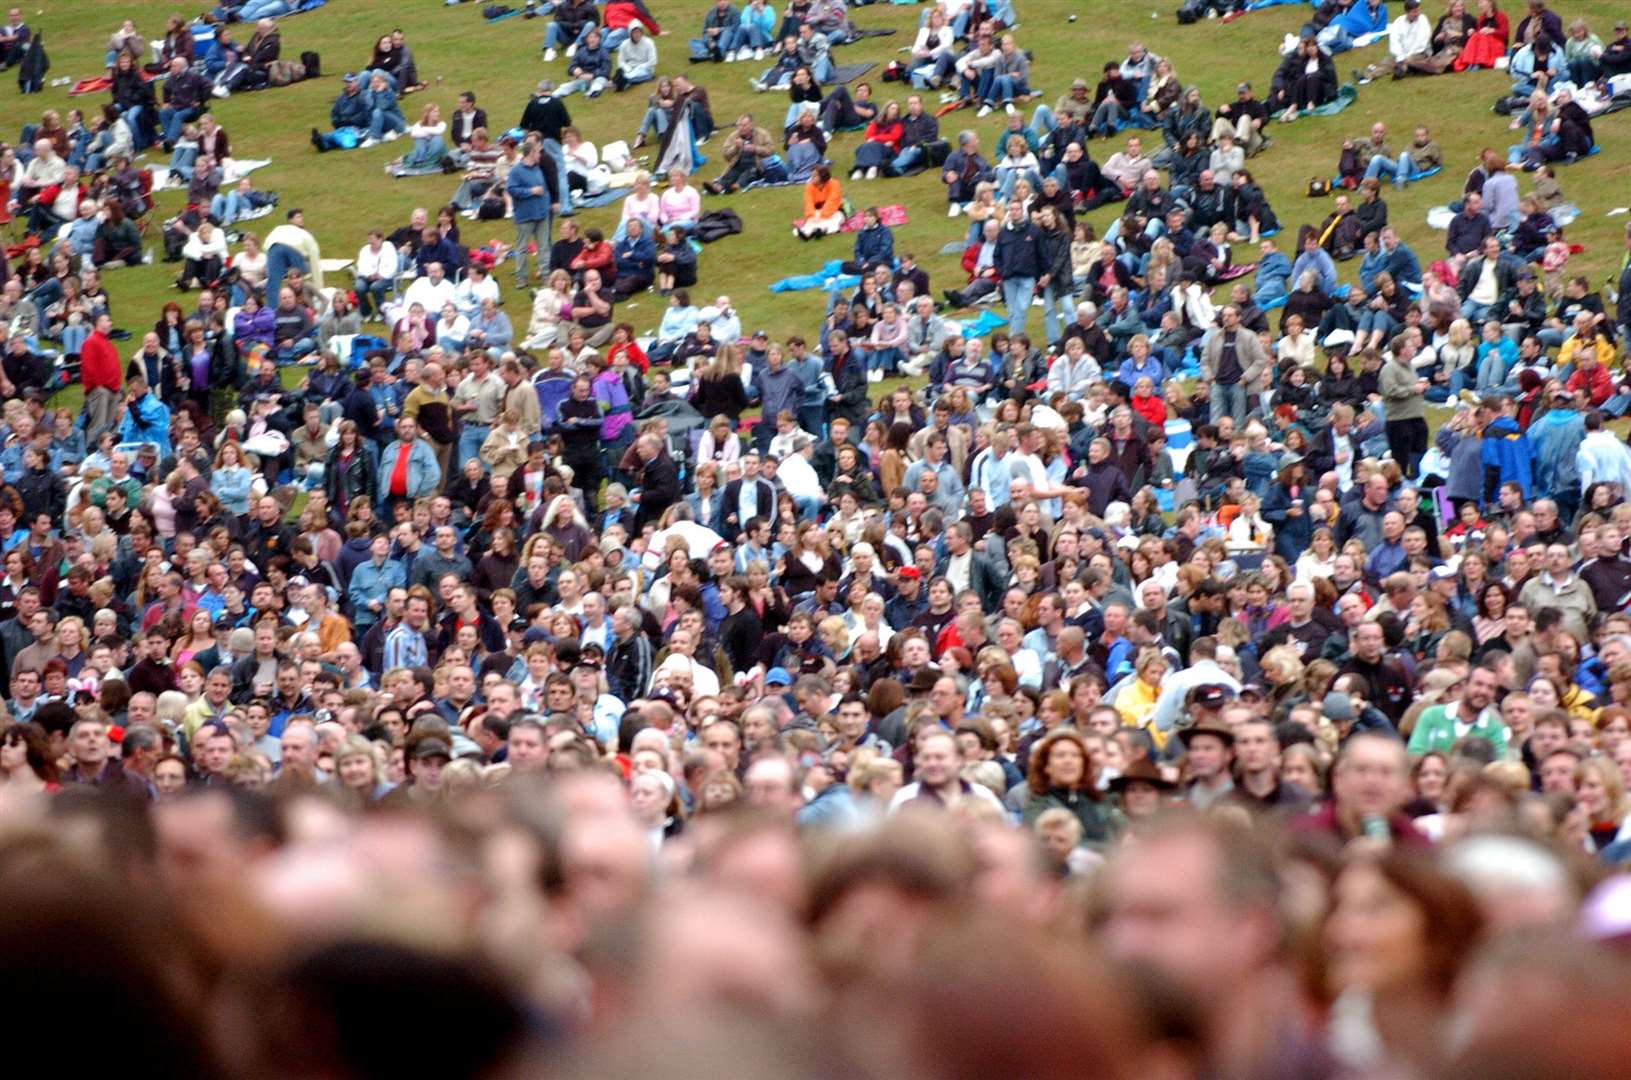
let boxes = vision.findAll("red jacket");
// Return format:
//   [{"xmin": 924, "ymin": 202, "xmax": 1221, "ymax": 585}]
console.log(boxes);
[
  {"xmin": 960, "ymin": 239, "xmax": 999, "ymax": 283},
  {"xmin": 1566, "ymin": 362, "xmax": 1612, "ymax": 407},
  {"xmin": 863, "ymin": 119, "xmax": 904, "ymax": 153},
  {"xmin": 1130, "ymin": 392, "xmax": 1165, "ymax": 427},
  {"xmin": 80, "ymin": 331, "xmax": 122, "ymax": 392},
  {"xmin": 603, "ymin": 1, "xmax": 660, "ymax": 33}
]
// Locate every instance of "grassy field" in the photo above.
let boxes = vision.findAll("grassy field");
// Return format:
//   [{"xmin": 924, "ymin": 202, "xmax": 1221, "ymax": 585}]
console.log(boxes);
[{"xmin": 6, "ymin": 0, "xmax": 1629, "ymax": 395}]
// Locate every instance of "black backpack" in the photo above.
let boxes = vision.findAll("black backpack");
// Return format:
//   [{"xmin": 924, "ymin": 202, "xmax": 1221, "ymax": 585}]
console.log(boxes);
[
  {"xmin": 693, "ymin": 208, "xmax": 743, "ymax": 243},
  {"xmin": 301, "ymin": 50, "xmax": 320, "ymax": 79},
  {"xmin": 18, "ymin": 33, "xmax": 48, "ymax": 94}
]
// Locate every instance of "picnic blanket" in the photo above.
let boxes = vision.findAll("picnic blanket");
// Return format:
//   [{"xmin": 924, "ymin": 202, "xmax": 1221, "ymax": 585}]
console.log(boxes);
[
  {"xmin": 573, "ymin": 186, "xmax": 635, "ymax": 209},
  {"xmin": 839, "ymin": 204, "xmax": 908, "ymax": 231},
  {"xmin": 954, "ymin": 310, "xmax": 1009, "ymax": 337},
  {"xmin": 830, "ymin": 61, "xmax": 878, "ymax": 85},
  {"xmin": 1216, "ymin": 261, "xmax": 1259, "ymax": 282},
  {"xmin": 1330, "ymin": 164, "xmax": 1442, "ymax": 188},
  {"xmin": 70, "ymin": 71, "xmax": 157, "ymax": 96},
  {"xmin": 769, "ymin": 259, "xmax": 860, "ymax": 293},
  {"xmin": 1270, "ymin": 83, "xmax": 1358, "ymax": 121},
  {"xmin": 1426, "ymin": 202, "xmax": 1582, "ymax": 229},
  {"xmin": 484, "ymin": 6, "xmax": 529, "ymax": 22},
  {"xmin": 223, "ymin": 158, "xmax": 271, "ymax": 183}
]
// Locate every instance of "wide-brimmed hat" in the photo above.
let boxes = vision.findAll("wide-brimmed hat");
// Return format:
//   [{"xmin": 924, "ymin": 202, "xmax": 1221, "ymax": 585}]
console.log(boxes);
[
  {"xmin": 1178, "ymin": 721, "xmax": 1236, "ymax": 748},
  {"xmin": 1108, "ymin": 758, "xmax": 1178, "ymax": 793}
]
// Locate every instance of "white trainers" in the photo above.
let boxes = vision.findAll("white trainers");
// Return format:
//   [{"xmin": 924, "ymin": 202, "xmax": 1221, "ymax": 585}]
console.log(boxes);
[
  {"xmin": 850, "ymin": 168, "xmax": 862, "ymax": 180},
  {"xmin": 749, "ymin": 78, "xmax": 767, "ymax": 92},
  {"xmin": 976, "ymin": 104, "xmax": 993, "ymax": 117},
  {"xmin": 359, "ymin": 137, "xmax": 378, "ymax": 148},
  {"xmin": 565, "ymin": 43, "xmax": 577, "ymax": 59},
  {"xmin": 384, "ymin": 130, "xmax": 400, "ymax": 142},
  {"xmin": 753, "ymin": 47, "xmax": 765, "ymax": 60},
  {"xmin": 947, "ymin": 203, "xmax": 961, "ymax": 217},
  {"xmin": 543, "ymin": 47, "xmax": 557, "ymax": 62},
  {"xmin": 867, "ymin": 368, "xmax": 884, "ymax": 383},
  {"xmin": 865, "ymin": 166, "xmax": 879, "ymax": 179},
  {"xmin": 212, "ymin": 85, "xmax": 230, "ymax": 98},
  {"xmin": 1004, "ymin": 102, "xmax": 1016, "ymax": 115}
]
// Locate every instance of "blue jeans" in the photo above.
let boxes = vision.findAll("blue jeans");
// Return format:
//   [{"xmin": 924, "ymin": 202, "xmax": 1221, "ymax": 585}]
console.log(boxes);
[
  {"xmin": 61, "ymin": 323, "xmax": 90, "ymax": 356},
  {"xmin": 639, "ymin": 106, "xmax": 669, "ymax": 139},
  {"xmin": 158, "ymin": 105, "xmax": 200, "ymax": 146},
  {"xmin": 1364, "ymin": 152, "xmax": 1420, "ymax": 186},
  {"xmin": 995, "ymin": 166, "xmax": 1040, "ymax": 199},
  {"xmin": 210, "ymin": 191, "xmax": 246, "ymax": 223},
  {"xmin": 1001, "ymin": 276, "xmax": 1036, "ymax": 335},
  {"xmin": 369, "ymin": 108, "xmax": 407, "ymax": 141},
  {"xmin": 544, "ymin": 22, "xmax": 597, "ymax": 50},
  {"xmin": 544, "ymin": 138, "xmax": 573, "ymax": 214},
  {"xmin": 1460, "ymin": 299, "xmax": 1496, "ymax": 322},
  {"xmin": 459, "ymin": 422, "xmax": 491, "ymax": 470},
  {"xmin": 1041, "ymin": 282, "xmax": 1075, "ymax": 345},
  {"xmin": 1090, "ymin": 99, "xmax": 1125, "ymax": 136},
  {"xmin": 988, "ymin": 75, "xmax": 1029, "ymax": 104},
  {"xmin": 868, "ymin": 345, "xmax": 903, "ymax": 374},
  {"xmin": 265, "ymin": 242, "xmax": 309, "ymax": 303},
  {"xmin": 1317, "ymin": 24, "xmax": 1355, "ymax": 54},
  {"xmin": 169, "ymin": 145, "xmax": 199, "ymax": 173},
  {"xmin": 720, "ymin": 25, "xmax": 769, "ymax": 54},
  {"xmin": 890, "ymin": 145, "xmax": 923, "ymax": 174},
  {"xmin": 558, "ymin": 75, "xmax": 608, "ymax": 98},
  {"xmin": 354, "ymin": 277, "xmax": 392, "ymax": 318},
  {"xmin": 1030, "ymin": 104, "xmax": 1058, "ymax": 136},
  {"xmin": 123, "ymin": 104, "xmax": 152, "ymax": 151},
  {"xmin": 797, "ymin": 404, "xmax": 825, "ymax": 439},
  {"xmin": 960, "ymin": 67, "xmax": 995, "ymax": 102},
  {"xmin": 1210, "ymin": 381, "xmax": 1247, "ymax": 425}
]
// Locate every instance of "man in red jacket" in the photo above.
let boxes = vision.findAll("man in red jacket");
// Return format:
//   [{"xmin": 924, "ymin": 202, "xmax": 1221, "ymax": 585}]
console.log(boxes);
[{"xmin": 79, "ymin": 312, "xmax": 122, "ymax": 444}]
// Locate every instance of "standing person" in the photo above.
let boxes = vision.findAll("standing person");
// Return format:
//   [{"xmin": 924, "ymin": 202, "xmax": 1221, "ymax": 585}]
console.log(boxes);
[
  {"xmin": 557, "ymin": 375, "xmax": 605, "ymax": 511},
  {"xmin": 453, "ymin": 351, "xmax": 505, "ymax": 472},
  {"xmin": 79, "ymin": 312, "xmax": 121, "ymax": 446},
  {"xmin": 1200, "ymin": 305, "xmax": 1266, "ymax": 427},
  {"xmin": 1381, "ymin": 333, "xmax": 1430, "ymax": 478},
  {"xmin": 508, "ymin": 141, "xmax": 561, "ymax": 289},
  {"xmin": 630, "ymin": 432, "xmax": 679, "ymax": 532},
  {"xmin": 402, "ymin": 361, "xmax": 455, "ymax": 486},
  {"xmin": 262, "ymin": 208, "xmax": 324, "ymax": 309},
  {"xmin": 993, "ymin": 200, "xmax": 1043, "ymax": 337}
]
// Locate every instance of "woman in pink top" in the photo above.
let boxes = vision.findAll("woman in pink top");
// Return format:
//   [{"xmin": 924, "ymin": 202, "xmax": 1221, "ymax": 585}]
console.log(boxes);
[
  {"xmin": 658, "ymin": 166, "xmax": 701, "ymax": 231},
  {"xmin": 615, "ymin": 170, "xmax": 661, "ymax": 242}
]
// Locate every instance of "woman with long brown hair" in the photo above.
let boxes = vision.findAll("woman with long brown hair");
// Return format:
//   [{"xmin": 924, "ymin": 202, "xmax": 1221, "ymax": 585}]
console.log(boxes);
[{"xmin": 1022, "ymin": 728, "xmax": 1116, "ymax": 844}]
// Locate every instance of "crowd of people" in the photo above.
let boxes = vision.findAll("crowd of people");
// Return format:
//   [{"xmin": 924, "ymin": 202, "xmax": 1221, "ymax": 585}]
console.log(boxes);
[{"xmin": 4, "ymin": 1, "xmax": 1631, "ymax": 1077}]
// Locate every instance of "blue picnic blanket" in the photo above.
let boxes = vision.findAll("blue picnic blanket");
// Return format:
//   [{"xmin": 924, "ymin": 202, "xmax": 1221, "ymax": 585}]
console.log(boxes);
[
  {"xmin": 770, "ymin": 259, "xmax": 861, "ymax": 293},
  {"xmin": 574, "ymin": 186, "xmax": 634, "ymax": 209}
]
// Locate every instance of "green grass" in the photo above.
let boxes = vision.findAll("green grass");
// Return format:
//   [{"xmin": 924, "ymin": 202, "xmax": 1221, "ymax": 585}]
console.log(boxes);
[{"xmin": 8, "ymin": 0, "xmax": 1630, "ymax": 387}]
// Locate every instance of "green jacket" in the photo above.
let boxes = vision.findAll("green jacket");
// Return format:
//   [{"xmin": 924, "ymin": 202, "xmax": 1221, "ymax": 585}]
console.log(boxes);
[{"xmin": 1407, "ymin": 702, "xmax": 1508, "ymax": 758}]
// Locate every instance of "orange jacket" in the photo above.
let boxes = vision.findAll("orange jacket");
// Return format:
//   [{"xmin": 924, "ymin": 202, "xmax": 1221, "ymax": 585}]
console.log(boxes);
[{"xmin": 803, "ymin": 176, "xmax": 843, "ymax": 219}]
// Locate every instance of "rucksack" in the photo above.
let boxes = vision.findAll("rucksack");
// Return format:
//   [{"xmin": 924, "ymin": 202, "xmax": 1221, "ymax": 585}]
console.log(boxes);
[
  {"xmin": 266, "ymin": 58, "xmax": 306, "ymax": 86},
  {"xmin": 301, "ymin": 50, "xmax": 320, "ymax": 78},
  {"xmin": 693, "ymin": 208, "xmax": 742, "ymax": 243},
  {"xmin": 477, "ymin": 193, "xmax": 506, "ymax": 220}
]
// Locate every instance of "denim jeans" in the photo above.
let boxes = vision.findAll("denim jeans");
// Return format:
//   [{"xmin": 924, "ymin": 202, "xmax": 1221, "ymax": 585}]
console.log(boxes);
[
  {"xmin": 558, "ymin": 75, "xmax": 608, "ymax": 98},
  {"xmin": 1210, "ymin": 381, "xmax": 1247, "ymax": 425},
  {"xmin": 988, "ymin": 74, "xmax": 1029, "ymax": 103},
  {"xmin": 1029, "ymin": 104, "xmax": 1058, "ymax": 136},
  {"xmin": 1001, "ymin": 276, "xmax": 1036, "ymax": 335},
  {"xmin": 210, "ymin": 191, "xmax": 246, "ymax": 223},
  {"xmin": 890, "ymin": 145, "xmax": 923, "ymax": 174},
  {"xmin": 169, "ymin": 144, "xmax": 200, "ymax": 173},
  {"xmin": 868, "ymin": 345, "xmax": 903, "ymax": 374},
  {"xmin": 1460, "ymin": 299, "xmax": 1495, "ymax": 322},
  {"xmin": 1363, "ymin": 152, "xmax": 1420, "ymax": 186},
  {"xmin": 514, "ymin": 215, "xmax": 551, "ymax": 285},
  {"xmin": 960, "ymin": 67, "xmax": 995, "ymax": 102},
  {"xmin": 544, "ymin": 138, "xmax": 573, "ymax": 214},
  {"xmin": 355, "ymin": 277, "xmax": 392, "ymax": 319},
  {"xmin": 639, "ymin": 106, "xmax": 670, "ymax": 139},
  {"xmin": 158, "ymin": 105, "xmax": 200, "ymax": 146},
  {"xmin": 368, "ymin": 108, "xmax": 407, "ymax": 141},
  {"xmin": 61, "ymin": 322, "xmax": 91, "ymax": 356},
  {"xmin": 265, "ymin": 242, "xmax": 309, "ymax": 303},
  {"xmin": 1041, "ymin": 282, "xmax": 1075, "ymax": 345},
  {"xmin": 1089, "ymin": 99, "xmax": 1124, "ymax": 135},
  {"xmin": 459, "ymin": 422, "xmax": 491, "ymax": 471}
]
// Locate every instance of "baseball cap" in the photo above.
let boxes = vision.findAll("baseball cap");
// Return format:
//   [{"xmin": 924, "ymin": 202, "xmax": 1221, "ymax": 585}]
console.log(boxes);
[
  {"xmin": 897, "ymin": 566, "xmax": 922, "ymax": 580},
  {"xmin": 1429, "ymin": 565, "xmax": 1457, "ymax": 582},
  {"xmin": 521, "ymin": 627, "xmax": 554, "ymax": 646},
  {"xmin": 1190, "ymin": 684, "xmax": 1231, "ymax": 710},
  {"xmin": 752, "ymin": 328, "xmax": 770, "ymax": 338},
  {"xmin": 1323, "ymin": 691, "xmax": 1357, "ymax": 722},
  {"xmin": 343, "ymin": 71, "xmax": 359, "ymax": 81},
  {"xmin": 1237, "ymin": 81, "xmax": 1251, "ymax": 92},
  {"xmin": 764, "ymin": 667, "xmax": 793, "ymax": 687},
  {"xmin": 1071, "ymin": 77, "xmax": 1089, "ymax": 90},
  {"xmin": 412, "ymin": 738, "xmax": 452, "ymax": 762}
]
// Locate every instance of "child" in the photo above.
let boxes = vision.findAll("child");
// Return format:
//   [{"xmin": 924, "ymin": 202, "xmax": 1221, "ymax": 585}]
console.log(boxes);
[{"xmin": 1541, "ymin": 228, "xmax": 1571, "ymax": 301}]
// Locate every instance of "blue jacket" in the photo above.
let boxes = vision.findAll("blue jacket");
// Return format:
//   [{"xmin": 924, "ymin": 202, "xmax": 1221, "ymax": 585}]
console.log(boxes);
[
  {"xmin": 1334, "ymin": 0, "xmax": 1389, "ymax": 37},
  {"xmin": 1254, "ymin": 250, "xmax": 1292, "ymax": 297},
  {"xmin": 1261, "ymin": 481, "xmax": 1314, "ymax": 563},
  {"xmin": 366, "ymin": 84, "xmax": 403, "ymax": 121},
  {"xmin": 348, "ymin": 557, "xmax": 406, "ymax": 626},
  {"xmin": 507, "ymin": 158, "xmax": 559, "ymax": 223},
  {"xmin": 852, "ymin": 223, "xmax": 894, "ymax": 268},
  {"xmin": 1479, "ymin": 417, "xmax": 1533, "ymax": 501},
  {"xmin": 1379, "ymin": 242, "xmax": 1421, "ymax": 286},
  {"xmin": 1435, "ymin": 426, "xmax": 1484, "ymax": 504},
  {"xmin": 614, "ymin": 230, "xmax": 656, "ymax": 275},
  {"xmin": 790, "ymin": 353, "xmax": 826, "ymax": 408},
  {"xmin": 993, "ymin": 220, "xmax": 1044, "ymax": 280},
  {"xmin": 376, "ymin": 437, "xmax": 442, "ymax": 502},
  {"xmin": 1290, "ymin": 247, "xmax": 1338, "ymax": 296},
  {"xmin": 571, "ymin": 42, "xmax": 612, "ymax": 79},
  {"xmin": 1529, "ymin": 407, "xmax": 1584, "ymax": 499},
  {"xmin": 751, "ymin": 361, "xmax": 803, "ymax": 418},
  {"xmin": 331, "ymin": 87, "xmax": 370, "ymax": 129},
  {"xmin": 120, "ymin": 392, "xmax": 172, "ymax": 456}
]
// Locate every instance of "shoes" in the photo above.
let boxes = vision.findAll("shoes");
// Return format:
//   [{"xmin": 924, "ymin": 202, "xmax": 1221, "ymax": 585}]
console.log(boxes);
[
  {"xmin": 943, "ymin": 289, "xmax": 964, "ymax": 306},
  {"xmin": 543, "ymin": 47, "xmax": 557, "ymax": 62},
  {"xmin": 865, "ymin": 166, "xmax": 879, "ymax": 179},
  {"xmin": 1352, "ymin": 68, "xmax": 1370, "ymax": 85},
  {"xmin": 384, "ymin": 129, "xmax": 400, "ymax": 142},
  {"xmin": 867, "ymin": 368, "xmax": 884, "ymax": 383},
  {"xmin": 754, "ymin": 47, "xmax": 765, "ymax": 60},
  {"xmin": 565, "ymin": 43, "xmax": 577, "ymax": 59},
  {"xmin": 947, "ymin": 203, "xmax": 961, "ymax": 217},
  {"xmin": 212, "ymin": 85, "xmax": 230, "ymax": 98},
  {"xmin": 310, "ymin": 127, "xmax": 326, "ymax": 152},
  {"xmin": 850, "ymin": 168, "xmax": 862, "ymax": 179},
  {"xmin": 359, "ymin": 137, "xmax": 378, "ymax": 148},
  {"xmin": 632, "ymin": 134, "xmax": 646, "ymax": 149},
  {"xmin": 703, "ymin": 180, "xmax": 724, "ymax": 195},
  {"xmin": 976, "ymin": 103, "xmax": 993, "ymax": 117},
  {"xmin": 749, "ymin": 78, "xmax": 767, "ymax": 92},
  {"xmin": 1004, "ymin": 102, "xmax": 1016, "ymax": 115}
]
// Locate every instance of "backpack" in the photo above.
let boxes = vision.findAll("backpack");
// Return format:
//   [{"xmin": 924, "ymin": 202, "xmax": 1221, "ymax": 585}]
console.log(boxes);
[
  {"xmin": 477, "ymin": 192, "xmax": 506, "ymax": 220},
  {"xmin": 267, "ymin": 58, "xmax": 306, "ymax": 86},
  {"xmin": 301, "ymin": 50, "xmax": 320, "ymax": 78},
  {"xmin": 693, "ymin": 208, "xmax": 743, "ymax": 243},
  {"xmin": 923, "ymin": 138, "xmax": 951, "ymax": 167},
  {"xmin": 18, "ymin": 33, "xmax": 47, "ymax": 94},
  {"xmin": 760, "ymin": 154, "xmax": 789, "ymax": 184}
]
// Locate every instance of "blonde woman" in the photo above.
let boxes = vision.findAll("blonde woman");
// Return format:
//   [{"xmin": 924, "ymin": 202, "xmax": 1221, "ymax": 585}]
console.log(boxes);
[
  {"xmin": 524, "ymin": 268, "xmax": 575, "ymax": 349},
  {"xmin": 335, "ymin": 734, "xmax": 392, "ymax": 803},
  {"xmin": 1577, "ymin": 757, "xmax": 1631, "ymax": 854},
  {"xmin": 1116, "ymin": 648, "xmax": 1170, "ymax": 742},
  {"xmin": 481, "ymin": 407, "xmax": 531, "ymax": 478}
]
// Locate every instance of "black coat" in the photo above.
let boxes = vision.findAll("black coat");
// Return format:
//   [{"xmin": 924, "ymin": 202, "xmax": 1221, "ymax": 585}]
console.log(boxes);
[{"xmin": 635, "ymin": 451, "xmax": 680, "ymax": 531}]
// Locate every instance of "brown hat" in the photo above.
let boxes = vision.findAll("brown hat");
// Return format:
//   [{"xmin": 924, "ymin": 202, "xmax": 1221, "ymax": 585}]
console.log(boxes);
[
  {"xmin": 1178, "ymin": 721, "xmax": 1236, "ymax": 748},
  {"xmin": 907, "ymin": 667, "xmax": 941, "ymax": 694},
  {"xmin": 1108, "ymin": 758, "xmax": 1177, "ymax": 793}
]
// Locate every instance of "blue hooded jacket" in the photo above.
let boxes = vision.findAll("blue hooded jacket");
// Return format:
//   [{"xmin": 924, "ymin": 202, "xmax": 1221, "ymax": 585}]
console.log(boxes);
[
  {"xmin": 1479, "ymin": 415, "xmax": 1533, "ymax": 500},
  {"xmin": 1528, "ymin": 408, "xmax": 1583, "ymax": 500}
]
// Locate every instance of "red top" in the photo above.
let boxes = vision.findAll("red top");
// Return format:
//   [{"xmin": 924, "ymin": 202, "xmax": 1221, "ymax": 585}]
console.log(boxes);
[
  {"xmin": 603, "ymin": 1, "xmax": 660, "ymax": 34},
  {"xmin": 79, "ymin": 330, "xmax": 122, "ymax": 392},
  {"xmin": 864, "ymin": 119, "xmax": 904, "ymax": 153}
]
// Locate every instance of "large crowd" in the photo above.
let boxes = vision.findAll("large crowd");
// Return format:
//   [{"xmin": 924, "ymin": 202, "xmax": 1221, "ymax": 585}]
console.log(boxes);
[{"xmin": 3, "ymin": 0, "xmax": 1631, "ymax": 1077}]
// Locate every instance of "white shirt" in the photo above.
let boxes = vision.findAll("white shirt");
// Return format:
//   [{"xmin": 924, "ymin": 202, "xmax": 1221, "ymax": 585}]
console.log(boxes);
[
  {"xmin": 778, "ymin": 452, "xmax": 822, "ymax": 502},
  {"xmin": 944, "ymin": 549, "xmax": 972, "ymax": 594},
  {"xmin": 402, "ymin": 275, "xmax": 456, "ymax": 315},
  {"xmin": 656, "ymin": 652, "xmax": 719, "ymax": 697},
  {"xmin": 1389, "ymin": 13, "xmax": 1431, "ymax": 60}
]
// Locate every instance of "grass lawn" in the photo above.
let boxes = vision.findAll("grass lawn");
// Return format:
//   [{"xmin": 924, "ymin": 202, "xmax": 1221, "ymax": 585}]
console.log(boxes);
[{"xmin": 8, "ymin": 0, "xmax": 1629, "ymax": 418}]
